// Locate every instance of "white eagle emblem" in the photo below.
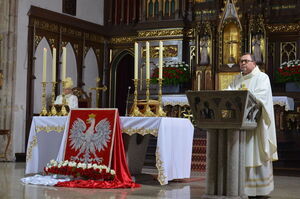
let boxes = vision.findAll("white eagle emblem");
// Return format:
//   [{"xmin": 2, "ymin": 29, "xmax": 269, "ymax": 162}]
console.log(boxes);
[{"xmin": 69, "ymin": 114, "xmax": 111, "ymax": 163}]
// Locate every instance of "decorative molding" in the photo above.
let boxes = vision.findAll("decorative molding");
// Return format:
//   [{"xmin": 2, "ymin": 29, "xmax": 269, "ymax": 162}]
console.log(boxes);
[
  {"xmin": 141, "ymin": 45, "xmax": 178, "ymax": 58},
  {"xmin": 110, "ymin": 36, "xmax": 136, "ymax": 44},
  {"xmin": 266, "ymin": 23, "xmax": 300, "ymax": 33},
  {"xmin": 122, "ymin": 128, "xmax": 158, "ymax": 137},
  {"xmin": 32, "ymin": 18, "xmax": 105, "ymax": 43},
  {"xmin": 138, "ymin": 28, "xmax": 184, "ymax": 38}
]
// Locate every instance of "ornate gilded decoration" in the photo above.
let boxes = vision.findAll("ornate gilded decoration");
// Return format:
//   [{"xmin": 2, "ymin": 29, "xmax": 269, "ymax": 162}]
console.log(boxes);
[
  {"xmin": 142, "ymin": 45, "xmax": 178, "ymax": 58},
  {"xmin": 155, "ymin": 147, "xmax": 167, "ymax": 185},
  {"xmin": 26, "ymin": 136, "xmax": 37, "ymax": 161},
  {"xmin": 32, "ymin": 18, "xmax": 104, "ymax": 43},
  {"xmin": 218, "ymin": 0, "xmax": 242, "ymax": 70},
  {"xmin": 35, "ymin": 126, "xmax": 65, "ymax": 133},
  {"xmin": 95, "ymin": 49, "xmax": 101, "ymax": 62},
  {"xmin": 48, "ymin": 38, "xmax": 55, "ymax": 47},
  {"xmin": 34, "ymin": 36, "xmax": 43, "ymax": 49},
  {"xmin": 122, "ymin": 128, "xmax": 158, "ymax": 137},
  {"xmin": 73, "ymin": 43, "xmax": 79, "ymax": 55},
  {"xmin": 138, "ymin": 29, "xmax": 184, "ymax": 39},
  {"xmin": 111, "ymin": 36, "xmax": 135, "ymax": 44},
  {"xmin": 266, "ymin": 24, "xmax": 300, "ymax": 33},
  {"xmin": 218, "ymin": 72, "xmax": 239, "ymax": 90}
]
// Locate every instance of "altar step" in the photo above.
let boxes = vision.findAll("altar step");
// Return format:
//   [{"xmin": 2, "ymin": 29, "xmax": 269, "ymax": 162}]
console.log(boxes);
[{"xmin": 191, "ymin": 138, "xmax": 206, "ymax": 172}]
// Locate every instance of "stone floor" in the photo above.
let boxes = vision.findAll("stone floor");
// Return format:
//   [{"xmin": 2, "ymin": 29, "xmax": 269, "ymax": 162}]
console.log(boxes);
[{"xmin": 0, "ymin": 162, "xmax": 300, "ymax": 199}]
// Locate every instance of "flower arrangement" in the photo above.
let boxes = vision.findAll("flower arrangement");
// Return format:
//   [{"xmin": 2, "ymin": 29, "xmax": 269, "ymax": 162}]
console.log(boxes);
[
  {"xmin": 275, "ymin": 59, "xmax": 300, "ymax": 83},
  {"xmin": 44, "ymin": 160, "xmax": 115, "ymax": 180},
  {"xmin": 151, "ymin": 62, "xmax": 190, "ymax": 85}
]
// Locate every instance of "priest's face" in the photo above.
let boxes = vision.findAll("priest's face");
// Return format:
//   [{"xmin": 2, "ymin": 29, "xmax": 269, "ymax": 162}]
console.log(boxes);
[
  {"xmin": 239, "ymin": 54, "xmax": 256, "ymax": 75},
  {"xmin": 63, "ymin": 88, "xmax": 72, "ymax": 95}
]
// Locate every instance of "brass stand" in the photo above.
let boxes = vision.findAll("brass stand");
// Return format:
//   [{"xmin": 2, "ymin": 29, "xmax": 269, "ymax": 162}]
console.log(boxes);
[
  {"xmin": 144, "ymin": 79, "xmax": 155, "ymax": 117},
  {"xmin": 156, "ymin": 78, "xmax": 166, "ymax": 117},
  {"xmin": 58, "ymin": 80, "xmax": 68, "ymax": 116},
  {"xmin": 90, "ymin": 78, "xmax": 107, "ymax": 108},
  {"xmin": 49, "ymin": 82, "xmax": 57, "ymax": 116},
  {"xmin": 130, "ymin": 79, "xmax": 143, "ymax": 117},
  {"xmin": 40, "ymin": 82, "xmax": 48, "ymax": 116}
]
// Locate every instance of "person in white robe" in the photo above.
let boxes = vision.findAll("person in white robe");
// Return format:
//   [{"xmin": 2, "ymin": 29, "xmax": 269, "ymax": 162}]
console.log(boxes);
[
  {"xmin": 228, "ymin": 53, "xmax": 278, "ymax": 197},
  {"xmin": 54, "ymin": 77, "xmax": 78, "ymax": 109}
]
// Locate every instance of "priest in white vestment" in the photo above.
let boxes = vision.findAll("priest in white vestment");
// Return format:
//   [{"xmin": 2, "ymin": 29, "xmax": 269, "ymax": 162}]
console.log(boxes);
[
  {"xmin": 54, "ymin": 77, "xmax": 78, "ymax": 109},
  {"xmin": 228, "ymin": 53, "xmax": 278, "ymax": 197}
]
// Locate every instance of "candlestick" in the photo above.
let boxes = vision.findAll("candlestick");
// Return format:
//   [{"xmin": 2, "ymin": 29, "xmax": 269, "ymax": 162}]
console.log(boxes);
[
  {"xmin": 134, "ymin": 42, "xmax": 138, "ymax": 80},
  {"xmin": 146, "ymin": 41, "xmax": 150, "ymax": 79},
  {"xmin": 62, "ymin": 47, "xmax": 67, "ymax": 81},
  {"xmin": 52, "ymin": 47, "xmax": 56, "ymax": 82},
  {"xmin": 129, "ymin": 79, "xmax": 143, "ymax": 117},
  {"xmin": 40, "ymin": 82, "xmax": 48, "ymax": 116},
  {"xmin": 58, "ymin": 80, "xmax": 68, "ymax": 116},
  {"xmin": 159, "ymin": 41, "xmax": 163, "ymax": 79},
  {"xmin": 144, "ymin": 79, "xmax": 155, "ymax": 117},
  {"xmin": 49, "ymin": 82, "xmax": 57, "ymax": 116},
  {"xmin": 156, "ymin": 78, "xmax": 166, "ymax": 117},
  {"xmin": 42, "ymin": 48, "xmax": 47, "ymax": 82}
]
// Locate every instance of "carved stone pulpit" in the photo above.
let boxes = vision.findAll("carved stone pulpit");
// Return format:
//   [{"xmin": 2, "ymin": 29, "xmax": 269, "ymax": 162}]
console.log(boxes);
[{"xmin": 186, "ymin": 90, "xmax": 261, "ymax": 199}]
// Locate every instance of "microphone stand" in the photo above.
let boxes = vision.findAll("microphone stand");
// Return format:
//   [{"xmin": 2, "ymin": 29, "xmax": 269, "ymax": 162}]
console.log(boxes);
[{"xmin": 125, "ymin": 86, "xmax": 131, "ymax": 116}]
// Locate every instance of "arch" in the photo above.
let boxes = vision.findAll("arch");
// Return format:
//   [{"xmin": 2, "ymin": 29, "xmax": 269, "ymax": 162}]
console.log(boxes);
[
  {"xmin": 110, "ymin": 50, "xmax": 134, "ymax": 116},
  {"xmin": 83, "ymin": 47, "xmax": 98, "ymax": 107}
]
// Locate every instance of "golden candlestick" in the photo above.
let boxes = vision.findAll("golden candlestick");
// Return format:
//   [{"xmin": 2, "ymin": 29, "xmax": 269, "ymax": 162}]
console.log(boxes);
[
  {"xmin": 40, "ymin": 82, "xmax": 48, "ymax": 116},
  {"xmin": 90, "ymin": 77, "xmax": 107, "ymax": 108},
  {"xmin": 49, "ymin": 82, "xmax": 57, "ymax": 116},
  {"xmin": 130, "ymin": 79, "xmax": 143, "ymax": 117},
  {"xmin": 58, "ymin": 80, "xmax": 68, "ymax": 116},
  {"xmin": 156, "ymin": 78, "xmax": 166, "ymax": 117},
  {"xmin": 144, "ymin": 79, "xmax": 155, "ymax": 117}
]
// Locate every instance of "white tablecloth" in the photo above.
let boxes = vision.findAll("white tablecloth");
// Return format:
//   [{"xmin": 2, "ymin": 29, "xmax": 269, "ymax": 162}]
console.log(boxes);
[
  {"xmin": 26, "ymin": 116, "xmax": 68, "ymax": 174},
  {"xmin": 26, "ymin": 116, "xmax": 194, "ymax": 185},
  {"xmin": 162, "ymin": 95, "xmax": 189, "ymax": 106},
  {"xmin": 272, "ymin": 96, "xmax": 294, "ymax": 111},
  {"xmin": 121, "ymin": 117, "xmax": 194, "ymax": 185}
]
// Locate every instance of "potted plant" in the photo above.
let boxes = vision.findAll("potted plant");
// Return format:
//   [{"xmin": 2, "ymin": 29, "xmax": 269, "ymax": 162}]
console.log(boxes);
[
  {"xmin": 151, "ymin": 61, "xmax": 190, "ymax": 93},
  {"xmin": 275, "ymin": 59, "xmax": 300, "ymax": 92}
]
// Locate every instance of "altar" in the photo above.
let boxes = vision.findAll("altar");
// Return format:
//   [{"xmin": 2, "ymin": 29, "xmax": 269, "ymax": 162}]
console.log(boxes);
[{"xmin": 25, "ymin": 115, "xmax": 194, "ymax": 185}]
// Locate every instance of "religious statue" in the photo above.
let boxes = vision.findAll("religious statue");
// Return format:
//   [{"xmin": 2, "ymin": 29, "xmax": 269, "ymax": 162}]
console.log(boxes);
[
  {"xmin": 252, "ymin": 34, "xmax": 263, "ymax": 63},
  {"xmin": 200, "ymin": 36, "xmax": 210, "ymax": 65}
]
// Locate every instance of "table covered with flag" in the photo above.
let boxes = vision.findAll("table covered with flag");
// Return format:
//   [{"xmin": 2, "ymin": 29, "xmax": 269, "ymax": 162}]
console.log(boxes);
[{"xmin": 26, "ymin": 109, "xmax": 194, "ymax": 186}]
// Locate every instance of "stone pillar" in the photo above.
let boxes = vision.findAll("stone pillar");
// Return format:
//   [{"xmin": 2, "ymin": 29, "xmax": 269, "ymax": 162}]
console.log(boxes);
[{"xmin": 0, "ymin": 0, "xmax": 17, "ymax": 161}]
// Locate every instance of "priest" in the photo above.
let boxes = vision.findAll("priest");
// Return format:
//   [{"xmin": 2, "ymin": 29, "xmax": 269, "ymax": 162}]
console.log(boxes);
[
  {"xmin": 228, "ymin": 53, "xmax": 278, "ymax": 197},
  {"xmin": 54, "ymin": 77, "xmax": 78, "ymax": 109}
]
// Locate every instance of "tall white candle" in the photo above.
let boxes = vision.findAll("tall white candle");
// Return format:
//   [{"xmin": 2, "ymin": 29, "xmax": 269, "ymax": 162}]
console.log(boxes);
[
  {"xmin": 134, "ymin": 42, "xmax": 138, "ymax": 79},
  {"xmin": 52, "ymin": 47, "xmax": 56, "ymax": 82},
  {"xmin": 42, "ymin": 48, "xmax": 47, "ymax": 82},
  {"xmin": 159, "ymin": 41, "xmax": 163, "ymax": 79},
  {"xmin": 146, "ymin": 41, "xmax": 150, "ymax": 79},
  {"xmin": 62, "ymin": 47, "xmax": 67, "ymax": 81}
]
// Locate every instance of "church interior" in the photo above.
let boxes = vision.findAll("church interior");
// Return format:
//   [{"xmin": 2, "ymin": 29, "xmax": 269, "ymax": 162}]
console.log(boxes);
[{"xmin": 1, "ymin": 0, "xmax": 300, "ymax": 198}]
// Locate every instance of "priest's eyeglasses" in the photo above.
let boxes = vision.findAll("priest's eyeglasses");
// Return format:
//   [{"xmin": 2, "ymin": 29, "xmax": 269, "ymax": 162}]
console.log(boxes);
[{"xmin": 239, "ymin": 59, "xmax": 253, "ymax": 64}]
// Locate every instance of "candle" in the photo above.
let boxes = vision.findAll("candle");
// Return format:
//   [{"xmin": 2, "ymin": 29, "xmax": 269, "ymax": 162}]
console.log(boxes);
[
  {"xmin": 159, "ymin": 41, "xmax": 163, "ymax": 79},
  {"xmin": 146, "ymin": 41, "xmax": 150, "ymax": 79},
  {"xmin": 134, "ymin": 42, "xmax": 138, "ymax": 79},
  {"xmin": 52, "ymin": 47, "xmax": 56, "ymax": 82},
  {"xmin": 62, "ymin": 47, "xmax": 67, "ymax": 81},
  {"xmin": 42, "ymin": 48, "xmax": 47, "ymax": 82}
]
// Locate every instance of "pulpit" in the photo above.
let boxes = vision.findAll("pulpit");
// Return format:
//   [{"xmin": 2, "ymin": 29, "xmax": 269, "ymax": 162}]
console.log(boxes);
[{"xmin": 186, "ymin": 90, "xmax": 261, "ymax": 199}]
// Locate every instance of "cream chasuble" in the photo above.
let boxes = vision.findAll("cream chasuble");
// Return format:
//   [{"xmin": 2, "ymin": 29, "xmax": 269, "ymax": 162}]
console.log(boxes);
[
  {"xmin": 54, "ymin": 94, "xmax": 78, "ymax": 109},
  {"xmin": 228, "ymin": 66, "xmax": 278, "ymax": 196}
]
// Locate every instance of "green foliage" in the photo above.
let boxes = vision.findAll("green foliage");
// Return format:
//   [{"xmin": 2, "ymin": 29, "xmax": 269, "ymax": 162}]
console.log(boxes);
[
  {"xmin": 151, "ymin": 62, "xmax": 190, "ymax": 85},
  {"xmin": 275, "ymin": 59, "xmax": 300, "ymax": 83}
]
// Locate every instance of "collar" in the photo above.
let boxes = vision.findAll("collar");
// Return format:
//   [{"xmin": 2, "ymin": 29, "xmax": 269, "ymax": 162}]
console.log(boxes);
[{"xmin": 242, "ymin": 66, "xmax": 260, "ymax": 80}]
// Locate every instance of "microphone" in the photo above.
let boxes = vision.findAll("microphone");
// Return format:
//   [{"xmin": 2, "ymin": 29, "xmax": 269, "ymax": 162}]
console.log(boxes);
[{"xmin": 125, "ymin": 86, "xmax": 131, "ymax": 116}]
